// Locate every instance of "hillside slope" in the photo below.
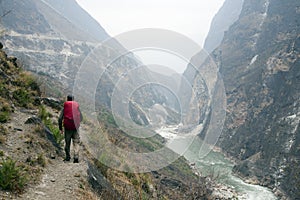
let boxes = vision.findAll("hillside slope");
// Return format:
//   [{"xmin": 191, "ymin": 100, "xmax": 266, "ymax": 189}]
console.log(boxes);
[
  {"xmin": 0, "ymin": 42, "xmax": 99, "ymax": 199},
  {"xmin": 0, "ymin": 44, "xmax": 229, "ymax": 200},
  {"xmin": 0, "ymin": 0, "xmax": 108, "ymax": 88}
]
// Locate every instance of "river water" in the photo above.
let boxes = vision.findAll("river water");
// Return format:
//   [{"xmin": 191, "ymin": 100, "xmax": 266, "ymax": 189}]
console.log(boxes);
[{"xmin": 157, "ymin": 126, "xmax": 278, "ymax": 200}]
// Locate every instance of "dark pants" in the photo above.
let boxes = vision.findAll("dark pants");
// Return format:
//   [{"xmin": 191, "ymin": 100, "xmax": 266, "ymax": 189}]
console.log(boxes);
[{"xmin": 64, "ymin": 129, "xmax": 80, "ymax": 160}]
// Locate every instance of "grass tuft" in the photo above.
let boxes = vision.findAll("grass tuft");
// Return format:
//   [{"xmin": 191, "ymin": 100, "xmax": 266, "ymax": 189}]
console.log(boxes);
[
  {"xmin": 38, "ymin": 105, "xmax": 64, "ymax": 145},
  {"xmin": 0, "ymin": 158, "xmax": 28, "ymax": 192}
]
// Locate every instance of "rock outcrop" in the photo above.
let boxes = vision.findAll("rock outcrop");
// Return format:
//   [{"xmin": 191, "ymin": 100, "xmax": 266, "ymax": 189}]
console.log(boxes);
[{"xmin": 200, "ymin": 0, "xmax": 300, "ymax": 198}]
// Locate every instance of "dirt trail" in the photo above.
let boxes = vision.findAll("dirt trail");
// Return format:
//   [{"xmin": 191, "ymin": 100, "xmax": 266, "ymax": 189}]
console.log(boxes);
[
  {"xmin": 18, "ymin": 124, "xmax": 92, "ymax": 200},
  {"xmin": 1, "ymin": 110, "xmax": 96, "ymax": 200},
  {"xmin": 19, "ymin": 158, "xmax": 88, "ymax": 200}
]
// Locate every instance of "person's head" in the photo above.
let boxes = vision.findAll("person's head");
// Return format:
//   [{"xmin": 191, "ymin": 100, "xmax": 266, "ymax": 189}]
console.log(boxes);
[{"xmin": 67, "ymin": 95, "xmax": 74, "ymax": 101}]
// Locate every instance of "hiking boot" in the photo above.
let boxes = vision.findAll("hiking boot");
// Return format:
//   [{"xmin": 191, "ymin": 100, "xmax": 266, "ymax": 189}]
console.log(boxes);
[{"xmin": 73, "ymin": 158, "xmax": 79, "ymax": 163}]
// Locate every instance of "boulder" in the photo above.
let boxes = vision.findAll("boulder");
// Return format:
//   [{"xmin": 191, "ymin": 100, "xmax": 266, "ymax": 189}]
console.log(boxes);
[
  {"xmin": 41, "ymin": 97, "xmax": 62, "ymax": 110},
  {"xmin": 25, "ymin": 116, "xmax": 41, "ymax": 124}
]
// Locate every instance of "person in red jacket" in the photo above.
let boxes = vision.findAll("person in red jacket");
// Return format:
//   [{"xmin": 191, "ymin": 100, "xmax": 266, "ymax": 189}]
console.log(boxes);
[{"xmin": 58, "ymin": 95, "xmax": 83, "ymax": 163}]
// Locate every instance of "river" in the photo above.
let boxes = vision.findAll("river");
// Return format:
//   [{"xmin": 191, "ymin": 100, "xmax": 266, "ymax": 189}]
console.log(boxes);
[{"xmin": 157, "ymin": 126, "xmax": 278, "ymax": 200}]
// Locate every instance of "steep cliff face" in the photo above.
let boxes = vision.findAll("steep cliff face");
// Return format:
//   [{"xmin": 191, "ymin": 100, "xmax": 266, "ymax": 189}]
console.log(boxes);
[
  {"xmin": 211, "ymin": 0, "xmax": 300, "ymax": 198},
  {"xmin": 204, "ymin": 0, "xmax": 244, "ymax": 53}
]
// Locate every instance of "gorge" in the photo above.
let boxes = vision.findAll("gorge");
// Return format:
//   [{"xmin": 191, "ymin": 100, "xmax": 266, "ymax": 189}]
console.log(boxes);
[{"xmin": 0, "ymin": 0, "xmax": 299, "ymax": 199}]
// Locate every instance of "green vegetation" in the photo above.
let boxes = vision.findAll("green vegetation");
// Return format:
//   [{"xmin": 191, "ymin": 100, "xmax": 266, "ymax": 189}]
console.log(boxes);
[
  {"xmin": 0, "ymin": 82, "xmax": 9, "ymax": 99},
  {"xmin": 0, "ymin": 47, "xmax": 41, "ymax": 110},
  {"xmin": 12, "ymin": 88, "xmax": 33, "ymax": 108},
  {"xmin": 0, "ymin": 100, "xmax": 11, "ymax": 123},
  {"xmin": 130, "ymin": 134, "xmax": 164, "ymax": 152},
  {"xmin": 52, "ymin": 127, "xmax": 64, "ymax": 146},
  {"xmin": 26, "ymin": 153, "xmax": 47, "ymax": 167},
  {"xmin": 0, "ymin": 158, "xmax": 28, "ymax": 192},
  {"xmin": 38, "ymin": 105, "xmax": 64, "ymax": 145},
  {"xmin": 0, "ymin": 111, "xmax": 9, "ymax": 123},
  {"xmin": 0, "ymin": 125, "xmax": 8, "ymax": 144},
  {"xmin": 98, "ymin": 107, "xmax": 116, "ymax": 126},
  {"xmin": 17, "ymin": 71, "xmax": 40, "ymax": 91},
  {"xmin": 38, "ymin": 104, "xmax": 49, "ymax": 121}
]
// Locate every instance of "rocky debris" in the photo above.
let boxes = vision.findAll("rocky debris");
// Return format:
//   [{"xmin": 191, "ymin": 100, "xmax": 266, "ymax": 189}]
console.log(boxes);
[
  {"xmin": 151, "ymin": 171, "xmax": 161, "ymax": 179},
  {"xmin": 211, "ymin": 183, "xmax": 240, "ymax": 200},
  {"xmin": 41, "ymin": 97, "xmax": 62, "ymax": 110},
  {"xmin": 13, "ymin": 127, "xmax": 23, "ymax": 131}
]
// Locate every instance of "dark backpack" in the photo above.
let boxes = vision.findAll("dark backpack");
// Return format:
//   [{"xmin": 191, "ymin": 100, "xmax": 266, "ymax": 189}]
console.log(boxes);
[{"xmin": 63, "ymin": 101, "xmax": 81, "ymax": 130}]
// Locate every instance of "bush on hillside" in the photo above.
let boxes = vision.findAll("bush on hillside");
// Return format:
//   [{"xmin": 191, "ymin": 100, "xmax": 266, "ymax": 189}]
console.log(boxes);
[{"xmin": 0, "ymin": 158, "xmax": 28, "ymax": 192}]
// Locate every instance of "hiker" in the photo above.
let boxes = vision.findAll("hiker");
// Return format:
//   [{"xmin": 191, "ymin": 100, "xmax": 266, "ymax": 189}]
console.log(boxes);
[{"xmin": 58, "ymin": 95, "xmax": 83, "ymax": 163}]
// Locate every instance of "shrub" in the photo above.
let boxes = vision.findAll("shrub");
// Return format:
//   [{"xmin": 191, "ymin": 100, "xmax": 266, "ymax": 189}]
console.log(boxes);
[
  {"xmin": 37, "ymin": 154, "xmax": 46, "ymax": 167},
  {"xmin": 0, "ymin": 111, "xmax": 9, "ymax": 123},
  {"xmin": 38, "ymin": 105, "xmax": 50, "ymax": 121},
  {"xmin": 51, "ymin": 125, "xmax": 64, "ymax": 145},
  {"xmin": 0, "ymin": 82, "xmax": 8, "ymax": 97},
  {"xmin": 12, "ymin": 88, "xmax": 32, "ymax": 108},
  {"xmin": 19, "ymin": 72, "xmax": 39, "ymax": 91},
  {"xmin": 0, "ymin": 103, "xmax": 11, "ymax": 123},
  {"xmin": 38, "ymin": 105, "xmax": 63, "ymax": 145},
  {"xmin": 0, "ymin": 158, "xmax": 28, "ymax": 192}
]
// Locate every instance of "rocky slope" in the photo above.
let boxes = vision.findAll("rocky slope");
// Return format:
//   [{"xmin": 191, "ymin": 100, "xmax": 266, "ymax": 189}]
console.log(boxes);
[
  {"xmin": 0, "ymin": 0, "xmax": 232, "ymax": 195},
  {"xmin": 199, "ymin": 0, "xmax": 300, "ymax": 199},
  {"xmin": 0, "ymin": 44, "xmax": 225, "ymax": 199},
  {"xmin": 0, "ymin": 42, "xmax": 98, "ymax": 199}
]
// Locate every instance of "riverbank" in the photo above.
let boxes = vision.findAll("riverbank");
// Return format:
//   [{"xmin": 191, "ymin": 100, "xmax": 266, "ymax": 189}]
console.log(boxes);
[
  {"xmin": 212, "ymin": 146, "xmax": 288, "ymax": 200},
  {"xmin": 186, "ymin": 144, "xmax": 278, "ymax": 200},
  {"xmin": 156, "ymin": 125, "xmax": 279, "ymax": 199}
]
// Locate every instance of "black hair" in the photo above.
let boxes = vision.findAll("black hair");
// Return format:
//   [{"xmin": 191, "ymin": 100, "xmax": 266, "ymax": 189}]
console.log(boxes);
[{"xmin": 67, "ymin": 95, "xmax": 74, "ymax": 101}]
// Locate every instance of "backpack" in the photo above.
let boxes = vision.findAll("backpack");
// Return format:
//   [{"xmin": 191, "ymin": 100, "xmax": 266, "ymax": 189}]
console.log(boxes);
[{"xmin": 63, "ymin": 101, "xmax": 81, "ymax": 130}]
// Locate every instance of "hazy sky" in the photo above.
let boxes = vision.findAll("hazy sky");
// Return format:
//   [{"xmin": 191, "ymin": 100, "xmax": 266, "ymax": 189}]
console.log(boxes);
[{"xmin": 75, "ymin": 0, "xmax": 225, "ymax": 46}]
